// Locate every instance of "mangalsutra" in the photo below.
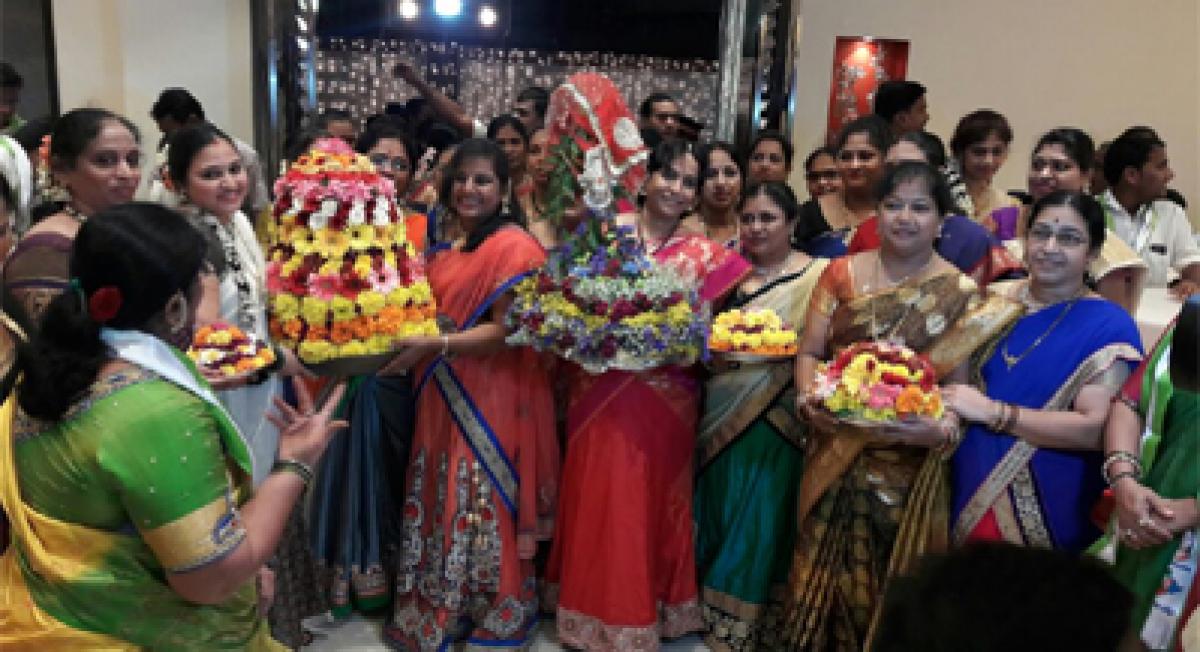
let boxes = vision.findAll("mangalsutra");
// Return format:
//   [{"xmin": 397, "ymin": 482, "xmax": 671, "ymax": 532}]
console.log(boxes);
[
  {"xmin": 1000, "ymin": 295, "xmax": 1080, "ymax": 370},
  {"xmin": 868, "ymin": 252, "xmax": 934, "ymax": 342}
]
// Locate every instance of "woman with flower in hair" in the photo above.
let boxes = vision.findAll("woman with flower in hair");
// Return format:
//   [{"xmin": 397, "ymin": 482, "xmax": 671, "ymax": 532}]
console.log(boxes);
[
  {"xmin": 783, "ymin": 162, "xmax": 1018, "ymax": 650},
  {"xmin": 4, "ymin": 108, "xmax": 141, "ymax": 324},
  {"xmin": 542, "ymin": 73, "xmax": 751, "ymax": 651}
]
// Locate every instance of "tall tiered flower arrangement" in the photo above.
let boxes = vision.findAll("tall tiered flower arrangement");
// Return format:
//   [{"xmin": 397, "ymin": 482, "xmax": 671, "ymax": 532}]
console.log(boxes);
[{"xmin": 266, "ymin": 138, "xmax": 438, "ymax": 365}]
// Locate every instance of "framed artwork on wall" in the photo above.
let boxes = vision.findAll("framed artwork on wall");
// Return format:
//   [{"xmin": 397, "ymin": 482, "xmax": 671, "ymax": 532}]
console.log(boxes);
[{"xmin": 826, "ymin": 36, "xmax": 908, "ymax": 140}]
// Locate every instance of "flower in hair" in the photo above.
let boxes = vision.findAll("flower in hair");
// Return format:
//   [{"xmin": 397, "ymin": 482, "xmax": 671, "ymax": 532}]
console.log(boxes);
[{"xmin": 88, "ymin": 286, "xmax": 123, "ymax": 323}]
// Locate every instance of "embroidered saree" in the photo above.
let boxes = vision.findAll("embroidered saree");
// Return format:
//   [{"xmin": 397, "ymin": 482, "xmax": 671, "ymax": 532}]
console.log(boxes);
[
  {"xmin": 0, "ymin": 360, "xmax": 282, "ymax": 650},
  {"xmin": 3, "ymin": 230, "xmax": 73, "ymax": 324},
  {"xmin": 694, "ymin": 257, "xmax": 827, "ymax": 652},
  {"xmin": 1107, "ymin": 325, "xmax": 1200, "ymax": 651},
  {"xmin": 384, "ymin": 227, "xmax": 558, "ymax": 651},
  {"xmin": 950, "ymin": 284, "xmax": 1142, "ymax": 553},
  {"xmin": 547, "ymin": 234, "xmax": 749, "ymax": 651},
  {"xmin": 781, "ymin": 256, "xmax": 1021, "ymax": 651}
]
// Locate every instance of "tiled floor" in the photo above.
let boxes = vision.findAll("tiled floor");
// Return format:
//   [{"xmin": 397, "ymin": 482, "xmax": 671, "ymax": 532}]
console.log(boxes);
[{"xmin": 305, "ymin": 614, "xmax": 710, "ymax": 651}]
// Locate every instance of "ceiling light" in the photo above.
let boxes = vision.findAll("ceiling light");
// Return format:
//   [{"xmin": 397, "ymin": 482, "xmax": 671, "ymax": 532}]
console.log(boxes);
[
  {"xmin": 398, "ymin": 0, "xmax": 419, "ymax": 20},
  {"xmin": 479, "ymin": 4, "xmax": 497, "ymax": 27},
  {"xmin": 434, "ymin": 0, "xmax": 463, "ymax": 18}
]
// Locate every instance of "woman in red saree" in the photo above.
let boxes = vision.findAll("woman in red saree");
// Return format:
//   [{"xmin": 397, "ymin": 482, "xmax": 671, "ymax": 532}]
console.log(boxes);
[
  {"xmin": 381, "ymin": 139, "xmax": 558, "ymax": 651},
  {"xmin": 548, "ymin": 140, "xmax": 750, "ymax": 650}
]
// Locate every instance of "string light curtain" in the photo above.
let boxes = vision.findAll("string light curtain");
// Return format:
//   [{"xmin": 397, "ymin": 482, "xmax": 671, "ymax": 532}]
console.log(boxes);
[{"xmin": 316, "ymin": 37, "xmax": 720, "ymax": 136}]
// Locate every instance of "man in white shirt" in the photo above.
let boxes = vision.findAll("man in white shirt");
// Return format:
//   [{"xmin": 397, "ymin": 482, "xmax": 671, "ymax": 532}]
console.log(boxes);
[{"xmin": 1099, "ymin": 128, "xmax": 1200, "ymax": 298}]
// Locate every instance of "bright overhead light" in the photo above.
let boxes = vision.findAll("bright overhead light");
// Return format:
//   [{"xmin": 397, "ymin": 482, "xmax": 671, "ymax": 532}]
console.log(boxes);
[
  {"xmin": 478, "ymin": 4, "xmax": 497, "ymax": 27},
  {"xmin": 434, "ymin": 0, "xmax": 463, "ymax": 18},
  {"xmin": 398, "ymin": 0, "xmax": 419, "ymax": 20}
]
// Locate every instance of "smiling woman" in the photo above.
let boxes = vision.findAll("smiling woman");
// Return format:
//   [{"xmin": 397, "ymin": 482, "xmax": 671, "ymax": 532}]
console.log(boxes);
[{"xmin": 3, "ymin": 108, "xmax": 141, "ymax": 326}]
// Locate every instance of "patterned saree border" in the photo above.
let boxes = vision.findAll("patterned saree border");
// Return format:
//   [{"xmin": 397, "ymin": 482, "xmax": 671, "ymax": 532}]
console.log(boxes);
[
  {"xmin": 557, "ymin": 599, "xmax": 703, "ymax": 652},
  {"xmin": 952, "ymin": 342, "xmax": 1142, "ymax": 545}
]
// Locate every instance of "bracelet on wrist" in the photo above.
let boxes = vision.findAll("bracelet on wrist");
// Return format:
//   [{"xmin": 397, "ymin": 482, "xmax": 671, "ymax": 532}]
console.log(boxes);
[
  {"xmin": 1107, "ymin": 470, "xmax": 1140, "ymax": 488},
  {"xmin": 272, "ymin": 458, "xmax": 314, "ymax": 489},
  {"xmin": 1101, "ymin": 451, "xmax": 1143, "ymax": 486}
]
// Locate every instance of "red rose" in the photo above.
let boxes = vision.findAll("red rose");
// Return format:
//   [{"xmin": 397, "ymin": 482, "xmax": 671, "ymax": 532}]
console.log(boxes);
[{"xmin": 87, "ymin": 286, "xmax": 123, "ymax": 323}]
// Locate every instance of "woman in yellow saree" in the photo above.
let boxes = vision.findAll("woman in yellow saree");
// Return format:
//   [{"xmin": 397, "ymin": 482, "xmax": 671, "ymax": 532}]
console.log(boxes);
[
  {"xmin": 0, "ymin": 203, "xmax": 345, "ymax": 650},
  {"xmin": 782, "ymin": 163, "xmax": 1021, "ymax": 650}
]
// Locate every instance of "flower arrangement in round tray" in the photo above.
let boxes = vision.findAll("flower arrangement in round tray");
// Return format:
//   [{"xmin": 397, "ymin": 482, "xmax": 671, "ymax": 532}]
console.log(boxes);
[
  {"xmin": 188, "ymin": 323, "xmax": 276, "ymax": 379},
  {"xmin": 810, "ymin": 341, "xmax": 943, "ymax": 427},
  {"xmin": 709, "ymin": 308, "xmax": 798, "ymax": 363},
  {"xmin": 265, "ymin": 138, "xmax": 439, "ymax": 375}
]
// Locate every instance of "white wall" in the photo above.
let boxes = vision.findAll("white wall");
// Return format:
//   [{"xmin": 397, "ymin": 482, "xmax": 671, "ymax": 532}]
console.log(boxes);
[
  {"xmin": 51, "ymin": 0, "xmax": 253, "ymax": 149},
  {"xmin": 789, "ymin": 0, "xmax": 1200, "ymax": 226}
]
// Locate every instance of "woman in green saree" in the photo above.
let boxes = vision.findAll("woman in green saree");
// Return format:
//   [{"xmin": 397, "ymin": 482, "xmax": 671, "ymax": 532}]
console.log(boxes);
[
  {"xmin": 0, "ymin": 203, "xmax": 346, "ymax": 650},
  {"xmin": 1102, "ymin": 299, "xmax": 1200, "ymax": 651},
  {"xmin": 695, "ymin": 181, "xmax": 827, "ymax": 651},
  {"xmin": 782, "ymin": 162, "xmax": 1021, "ymax": 650}
]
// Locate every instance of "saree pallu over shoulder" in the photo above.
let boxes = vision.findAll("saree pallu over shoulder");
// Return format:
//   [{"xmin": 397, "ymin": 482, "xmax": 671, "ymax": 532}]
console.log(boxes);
[
  {"xmin": 951, "ymin": 296, "xmax": 1143, "ymax": 551},
  {"xmin": 782, "ymin": 267, "xmax": 1021, "ymax": 651},
  {"xmin": 0, "ymin": 375, "xmax": 281, "ymax": 650},
  {"xmin": 796, "ymin": 267, "xmax": 1019, "ymax": 526}
]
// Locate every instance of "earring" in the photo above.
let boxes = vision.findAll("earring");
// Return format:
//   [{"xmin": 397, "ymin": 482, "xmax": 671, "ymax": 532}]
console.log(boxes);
[{"xmin": 164, "ymin": 291, "xmax": 189, "ymax": 335}]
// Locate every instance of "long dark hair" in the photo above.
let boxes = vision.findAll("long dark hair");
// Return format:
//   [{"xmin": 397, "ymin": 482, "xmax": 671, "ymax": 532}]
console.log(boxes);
[
  {"xmin": 35, "ymin": 108, "xmax": 140, "ymax": 218},
  {"xmin": 17, "ymin": 202, "xmax": 207, "ymax": 421},
  {"xmin": 437, "ymin": 138, "xmax": 524, "ymax": 252}
]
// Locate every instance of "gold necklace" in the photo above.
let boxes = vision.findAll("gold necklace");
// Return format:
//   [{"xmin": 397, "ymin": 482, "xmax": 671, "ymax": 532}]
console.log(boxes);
[
  {"xmin": 868, "ymin": 252, "xmax": 934, "ymax": 342},
  {"xmin": 1000, "ymin": 292, "xmax": 1081, "ymax": 370}
]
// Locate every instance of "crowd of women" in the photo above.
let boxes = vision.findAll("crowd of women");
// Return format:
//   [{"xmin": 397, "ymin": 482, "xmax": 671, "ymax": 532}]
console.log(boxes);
[{"xmin": 0, "ymin": 68, "xmax": 1196, "ymax": 652}]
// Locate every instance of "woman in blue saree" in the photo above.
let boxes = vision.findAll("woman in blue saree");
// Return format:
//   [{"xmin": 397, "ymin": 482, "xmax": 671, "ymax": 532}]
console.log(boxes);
[{"xmin": 945, "ymin": 190, "xmax": 1143, "ymax": 552}]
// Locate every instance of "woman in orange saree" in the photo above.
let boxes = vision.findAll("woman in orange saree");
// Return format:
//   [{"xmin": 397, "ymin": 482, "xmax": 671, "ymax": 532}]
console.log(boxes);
[
  {"xmin": 381, "ymin": 139, "xmax": 558, "ymax": 651},
  {"xmin": 547, "ymin": 140, "xmax": 751, "ymax": 650}
]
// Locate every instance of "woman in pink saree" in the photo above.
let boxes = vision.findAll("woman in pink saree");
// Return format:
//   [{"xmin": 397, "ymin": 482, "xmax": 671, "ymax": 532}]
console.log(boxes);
[{"xmin": 546, "ymin": 136, "xmax": 750, "ymax": 650}]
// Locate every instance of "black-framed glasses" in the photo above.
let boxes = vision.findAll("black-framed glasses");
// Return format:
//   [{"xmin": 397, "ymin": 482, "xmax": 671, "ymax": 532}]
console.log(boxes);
[
  {"xmin": 369, "ymin": 154, "xmax": 411, "ymax": 172},
  {"xmin": 805, "ymin": 170, "xmax": 841, "ymax": 182}
]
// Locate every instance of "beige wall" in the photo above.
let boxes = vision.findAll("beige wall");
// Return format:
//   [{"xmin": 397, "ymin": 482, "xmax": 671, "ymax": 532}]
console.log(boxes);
[
  {"xmin": 789, "ymin": 0, "xmax": 1200, "ymax": 225},
  {"xmin": 51, "ymin": 0, "xmax": 253, "ymax": 150}
]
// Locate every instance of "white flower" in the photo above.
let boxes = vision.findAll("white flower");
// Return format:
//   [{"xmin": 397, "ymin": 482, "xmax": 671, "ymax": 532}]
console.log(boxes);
[
  {"xmin": 373, "ymin": 196, "xmax": 392, "ymax": 226},
  {"xmin": 320, "ymin": 198, "xmax": 338, "ymax": 218},
  {"xmin": 348, "ymin": 201, "xmax": 366, "ymax": 226}
]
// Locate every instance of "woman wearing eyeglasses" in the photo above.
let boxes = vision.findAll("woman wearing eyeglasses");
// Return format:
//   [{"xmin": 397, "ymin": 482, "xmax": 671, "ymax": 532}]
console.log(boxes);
[
  {"xmin": 793, "ymin": 116, "xmax": 893, "ymax": 258},
  {"xmin": 944, "ymin": 191, "xmax": 1143, "ymax": 554},
  {"xmin": 801, "ymin": 146, "xmax": 842, "ymax": 200},
  {"xmin": 694, "ymin": 181, "xmax": 825, "ymax": 651}
]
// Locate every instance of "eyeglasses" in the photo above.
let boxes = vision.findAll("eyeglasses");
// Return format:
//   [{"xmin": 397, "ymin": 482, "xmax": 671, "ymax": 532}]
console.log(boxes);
[
  {"xmin": 738, "ymin": 212, "xmax": 783, "ymax": 226},
  {"xmin": 805, "ymin": 170, "xmax": 841, "ymax": 182},
  {"xmin": 369, "ymin": 154, "xmax": 411, "ymax": 172},
  {"xmin": 1027, "ymin": 224, "xmax": 1088, "ymax": 249}
]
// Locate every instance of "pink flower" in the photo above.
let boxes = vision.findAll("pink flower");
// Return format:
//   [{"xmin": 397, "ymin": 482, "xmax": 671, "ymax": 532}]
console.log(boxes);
[
  {"xmin": 866, "ymin": 383, "xmax": 902, "ymax": 410},
  {"xmin": 265, "ymin": 262, "xmax": 286, "ymax": 293},
  {"xmin": 307, "ymin": 273, "xmax": 342, "ymax": 301},
  {"xmin": 369, "ymin": 266, "xmax": 400, "ymax": 293},
  {"xmin": 312, "ymin": 137, "xmax": 354, "ymax": 155}
]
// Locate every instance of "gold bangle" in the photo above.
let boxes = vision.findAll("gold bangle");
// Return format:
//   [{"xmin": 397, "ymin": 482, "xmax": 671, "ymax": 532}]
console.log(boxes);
[{"xmin": 272, "ymin": 458, "xmax": 314, "ymax": 488}]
